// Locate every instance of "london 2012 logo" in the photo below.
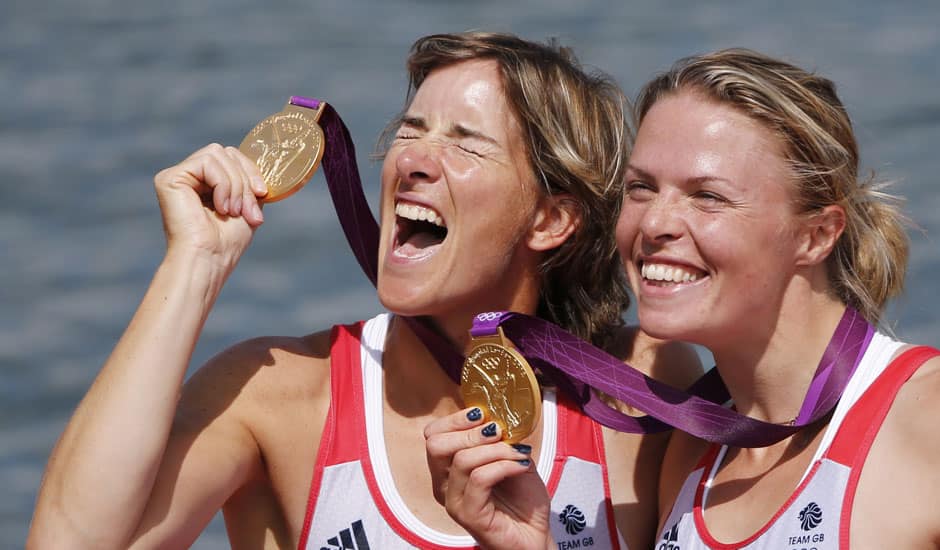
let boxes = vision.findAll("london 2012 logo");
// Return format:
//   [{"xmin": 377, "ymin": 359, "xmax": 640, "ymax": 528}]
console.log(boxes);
[{"xmin": 799, "ymin": 501, "xmax": 823, "ymax": 531}]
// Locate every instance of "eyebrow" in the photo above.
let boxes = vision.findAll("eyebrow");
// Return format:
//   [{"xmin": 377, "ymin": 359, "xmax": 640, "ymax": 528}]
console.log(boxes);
[
  {"xmin": 401, "ymin": 115, "xmax": 500, "ymax": 146},
  {"xmin": 626, "ymin": 164, "xmax": 732, "ymax": 187},
  {"xmin": 625, "ymin": 164, "xmax": 656, "ymax": 181},
  {"xmin": 452, "ymin": 124, "xmax": 500, "ymax": 146}
]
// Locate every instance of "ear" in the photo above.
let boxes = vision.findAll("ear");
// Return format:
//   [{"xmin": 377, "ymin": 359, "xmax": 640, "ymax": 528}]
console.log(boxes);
[
  {"xmin": 527, "ymin": 193, "xmax": 581, "ymax": 252},
  {"xmin": 795, "ymin": 204, "xmax": 846, "ymax": 266}
]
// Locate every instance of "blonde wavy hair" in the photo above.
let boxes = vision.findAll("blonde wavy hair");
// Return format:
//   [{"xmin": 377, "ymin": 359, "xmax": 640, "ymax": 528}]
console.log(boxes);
[{"xmin": 636, "ymin": 48, "xmax": 909, "ymax": 325}]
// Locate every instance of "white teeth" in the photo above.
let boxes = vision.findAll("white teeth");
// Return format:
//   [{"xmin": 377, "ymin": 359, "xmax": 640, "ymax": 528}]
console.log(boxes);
[
  {"xmin": 395, "ymin": 202, "xmax": 445, "ymax": 227},
  {"xmin": 641, "ymin": 262, "xmax": 701, "ymax": 283}
]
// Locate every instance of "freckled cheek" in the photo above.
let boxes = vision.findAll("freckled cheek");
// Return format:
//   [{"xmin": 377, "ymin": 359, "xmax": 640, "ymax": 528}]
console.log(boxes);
[{"xmin": 615, "ymin": 204, "xmax": 644, "ymax": 254}]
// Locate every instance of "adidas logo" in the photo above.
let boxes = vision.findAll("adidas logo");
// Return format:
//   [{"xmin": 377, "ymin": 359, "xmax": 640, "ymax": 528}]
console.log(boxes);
[
  {"xmin": 657, "ymin": 523, "xmax": 681, "ymax": 550},
  {"xmin": 320, "ymin": 519, "xmax": 371, "ymax": 550}
]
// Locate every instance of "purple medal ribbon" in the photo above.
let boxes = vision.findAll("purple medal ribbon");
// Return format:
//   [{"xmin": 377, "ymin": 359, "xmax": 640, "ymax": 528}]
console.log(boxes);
[
  {"xmin": 290, "ymin": 97, "xmax": 466, "ymax": 375},
  {"xmin": 293, "ymin": 96, "xmax": 874, "ymax": 447},
  {"xmin": 471, "ymin": 309, "xmax": 873, "ymax": 447}
]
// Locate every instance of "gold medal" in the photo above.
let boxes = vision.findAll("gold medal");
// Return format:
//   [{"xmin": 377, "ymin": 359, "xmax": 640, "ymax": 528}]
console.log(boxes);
[
  {"xmin": 239, "ymin": 100, "xmax": 326, "ymax": 202},
  {"xmin": 460, "ymin": 327, "xmax": 541, "ymax": 443}
]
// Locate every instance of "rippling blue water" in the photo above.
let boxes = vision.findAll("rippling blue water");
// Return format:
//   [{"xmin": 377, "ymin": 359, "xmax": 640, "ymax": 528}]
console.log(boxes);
[{"xmin": 2, "ymin": 1, "xmax": 938, "ymax": 547}]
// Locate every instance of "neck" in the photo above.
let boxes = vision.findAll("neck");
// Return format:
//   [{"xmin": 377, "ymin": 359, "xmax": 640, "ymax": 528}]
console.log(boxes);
[
  {"xmin": 428, "ymin": 271, "xmax": 543, "ymax": 353},
  {"xmin": 382, "ymin": 264, "xmax": 542, "ymax": 414},
  {"xmin": 711, "ymin": 294, "xmax": 849, "ymax": 424},
  {"xmin": 383, "ymin": 316, "xmax": 463, "ymax": 417}
]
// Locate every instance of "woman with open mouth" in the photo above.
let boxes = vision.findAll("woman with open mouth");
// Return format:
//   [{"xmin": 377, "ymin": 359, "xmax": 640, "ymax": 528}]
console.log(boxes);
[{"xmin": 29, "ymin": 32, "xmax": 701, "ymax": 550}]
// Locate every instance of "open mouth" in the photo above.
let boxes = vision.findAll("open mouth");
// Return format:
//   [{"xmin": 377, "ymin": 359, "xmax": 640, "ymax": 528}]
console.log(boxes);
[
  {"xmin": 393, "ymin": 201, "xmax": 448, "ymax": 257},
  {"xmin": 640, "ymin": 261, "xmax": 706, "ymax": 285}
]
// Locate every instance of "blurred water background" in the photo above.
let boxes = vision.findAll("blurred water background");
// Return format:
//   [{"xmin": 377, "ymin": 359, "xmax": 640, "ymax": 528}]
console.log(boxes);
[{"xmin": 2, "ymin": 0, "xmax": 938, "ymax": 547}]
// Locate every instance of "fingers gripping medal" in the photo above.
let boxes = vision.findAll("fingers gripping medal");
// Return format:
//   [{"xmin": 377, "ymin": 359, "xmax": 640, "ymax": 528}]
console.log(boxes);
[
  {"xmin": 239, "ymin": 97, "xmax": 327, "ymax": 202},
  {"xmin": 460, "ymin": 322, "xmax": 541, "ymax": 444}
]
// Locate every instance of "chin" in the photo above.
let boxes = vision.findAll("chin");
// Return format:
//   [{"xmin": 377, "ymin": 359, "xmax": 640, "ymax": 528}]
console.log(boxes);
[
  {"xmin": 376, "ymin": 276, "xmax": 440, "ymax": 318},
  {"xmin": 636, "ymin": 309, "xmax": 700, "ymax": 342}
]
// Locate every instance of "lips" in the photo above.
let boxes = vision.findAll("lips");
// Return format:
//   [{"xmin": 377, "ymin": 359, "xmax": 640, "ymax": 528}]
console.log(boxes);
[{"xmin": 393, "ymin": 201, "xmax": 448, "ymax": 258}]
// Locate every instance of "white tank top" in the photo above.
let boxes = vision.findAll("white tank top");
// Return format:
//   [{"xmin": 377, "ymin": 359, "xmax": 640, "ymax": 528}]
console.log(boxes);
[
  {"xmin": 655, "ymin": 334, "xmax": 938, "ymax": 550},
  {"xmin": 298, "ymin": 314, "xmax": 625, "ymax": 550}
]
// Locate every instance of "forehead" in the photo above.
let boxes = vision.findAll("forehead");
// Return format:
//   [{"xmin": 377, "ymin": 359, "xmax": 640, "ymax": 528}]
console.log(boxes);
[
  {"xmin": 633, "ymin": 91, "xmax": 789, "ymax": 182},
  {"xmin": 408, "ymin": 60, "xmax": 520, "ymax": 134}
]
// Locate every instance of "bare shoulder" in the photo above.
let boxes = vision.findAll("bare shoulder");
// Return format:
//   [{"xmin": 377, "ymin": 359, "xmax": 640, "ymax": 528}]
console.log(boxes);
[
  {"xmin": 176, "ymin": 328, "xmax": 335, "ymax": 432},
  {"xmin": 881, "ymin": 351, "xmax": 940, "ymax": 464},
  {"xmin": 852, "ymin": 352, "xmax": 940, "ymax": 546},
  {"xmin": 883, "ymin": 351, "xmax": 940, "ymax": 450},
  {"xmin": 608, "ymin": 325, "xmax": 704, "ymax": 388}
]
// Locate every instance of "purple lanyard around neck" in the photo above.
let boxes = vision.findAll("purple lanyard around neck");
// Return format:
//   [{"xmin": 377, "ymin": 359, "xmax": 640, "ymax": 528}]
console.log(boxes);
[
  {"xmin": 470, "ymin": 309, "xmax": 873, "ymax": 447},
  {"xmin": 297, "ymin": 95, "xmax": 874, "ymax": 447}
]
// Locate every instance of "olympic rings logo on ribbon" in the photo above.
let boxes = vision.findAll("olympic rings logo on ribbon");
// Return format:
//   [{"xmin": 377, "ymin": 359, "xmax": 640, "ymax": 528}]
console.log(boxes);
[{"xmin": 476, "ymin": 312, "xmax": 501, "ymax": 322}]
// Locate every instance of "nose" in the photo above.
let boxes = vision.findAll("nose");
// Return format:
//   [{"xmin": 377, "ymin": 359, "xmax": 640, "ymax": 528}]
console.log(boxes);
[
  {"xmin": 637, "ymin": 192, "xmax": 684, "ymax": 244},
  {"xmin": 395, "ymin": 139, "xmax": 443, "ymax": 185}
]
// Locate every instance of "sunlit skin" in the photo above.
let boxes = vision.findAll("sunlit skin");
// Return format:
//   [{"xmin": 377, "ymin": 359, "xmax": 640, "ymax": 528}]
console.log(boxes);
[
  {"xmin": 625, "ymin": 91, "xmax": 940, "ymax": 549},
  {"xmin": 377, "ymin": 59, "xmax": 553, "ymax": 350},
  {"xmin": 27, "ymin": 56, "xmax": 704, "ymax": 550},
  {"xmin": 617, "ymin": 92, "xmax": 808, "ymax": 360},
  {"xmin": 616, "ymin": 91, "xmax": 854, "ymax": 424}
]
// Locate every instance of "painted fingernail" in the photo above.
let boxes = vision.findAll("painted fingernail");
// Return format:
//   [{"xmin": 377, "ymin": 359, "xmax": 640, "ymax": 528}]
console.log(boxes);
[
  {"xmin": 481, "ymin": 422, "xmax": 497, "ymax": 438},
  {"xmin": 466, "ymin": 408, "xmax": 482, "ymax": 422},
  {"xmin": 511, "ymin": 443, "xmax": 531, "ymax": 454},
  {"xmin": 517, "ymin": 459, "xmax": 531, "ymax": 467}
]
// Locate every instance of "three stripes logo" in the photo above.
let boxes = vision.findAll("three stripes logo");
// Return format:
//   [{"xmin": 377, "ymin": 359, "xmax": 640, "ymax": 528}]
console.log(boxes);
[
  {"xmin": 657, "ymin": 523, "xmax": 681, "ymax": 550},
  {"xmin": 320, "ymin": 519, "xmax": 370, "ymax": 550}
]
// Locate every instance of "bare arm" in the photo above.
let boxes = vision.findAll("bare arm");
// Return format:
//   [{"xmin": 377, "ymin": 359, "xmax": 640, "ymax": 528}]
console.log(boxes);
[
  {"xmin": 853, "ymin": 354, "xmax": 940, "ymax": 548},
  {"xmin": 28, "ymin": 144, "xmax": 268, "ymax": 548}
]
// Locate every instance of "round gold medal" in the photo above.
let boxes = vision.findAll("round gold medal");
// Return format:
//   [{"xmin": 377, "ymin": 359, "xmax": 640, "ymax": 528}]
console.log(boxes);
[
  {"xmin": 239, "ymin": 102, "xmax": 326, "ymax": 202},
  {"xmin": 460, "ymin": 339, "xmax": 541, "ymax": 443}
]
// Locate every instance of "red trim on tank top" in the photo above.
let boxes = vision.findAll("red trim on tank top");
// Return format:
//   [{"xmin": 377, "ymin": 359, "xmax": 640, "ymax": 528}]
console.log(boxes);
[
  {"xmin": 300, "ymin": 318, "xmax": 626, "ymax": 549},
  {"xmin": 297, "ymin": 322, "xmax": 364, "ymax": 550},
  {"xmin": 681, "ymin": 346, "xmax": 938, "ymax": 550},
  {"xmin": 836, "ymin": 346, "xmax": 939, "ymax": 549},
  {"xmin": 692, "ymin": 447, "xmax": 825, "ymax": 549}
]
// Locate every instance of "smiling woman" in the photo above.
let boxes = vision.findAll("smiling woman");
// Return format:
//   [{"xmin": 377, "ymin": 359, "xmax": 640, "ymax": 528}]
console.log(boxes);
[
  {"xmin": 620, "ymin": 49, "xmax": 940, "ymax": 550},
  {"xmin": 430, "ymin": 46, "xmax": 940, "ymax": 550},
  {"xmin": 28, "ymin": 31, "xmax": 702, "ymax": 550}
]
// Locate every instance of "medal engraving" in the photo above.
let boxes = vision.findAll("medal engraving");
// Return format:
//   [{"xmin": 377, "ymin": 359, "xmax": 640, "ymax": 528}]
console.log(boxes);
[
  {"xmin": 461, "ymin": 342, "xmax": 541, "ymax": 443},
  {"xmin": 239, "ymin": 103, "xmax": 326, "ymax": 202}
]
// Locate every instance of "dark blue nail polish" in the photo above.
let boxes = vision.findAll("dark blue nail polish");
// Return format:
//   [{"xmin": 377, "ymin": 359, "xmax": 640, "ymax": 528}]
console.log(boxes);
[
  {"xmin": 511, "ymin": 443, "xmax": 532, "ymax": 454},
  {"xmin": 466, "ymin": 407, "xmax": 482, "ymax": 422},
  {"xmin": 481, "ymin": 422, "xmax": 498, "ymax": 438},
  {"xmin": 517, "ymin": 459, "xmax": 531, "ymax": 467}
]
